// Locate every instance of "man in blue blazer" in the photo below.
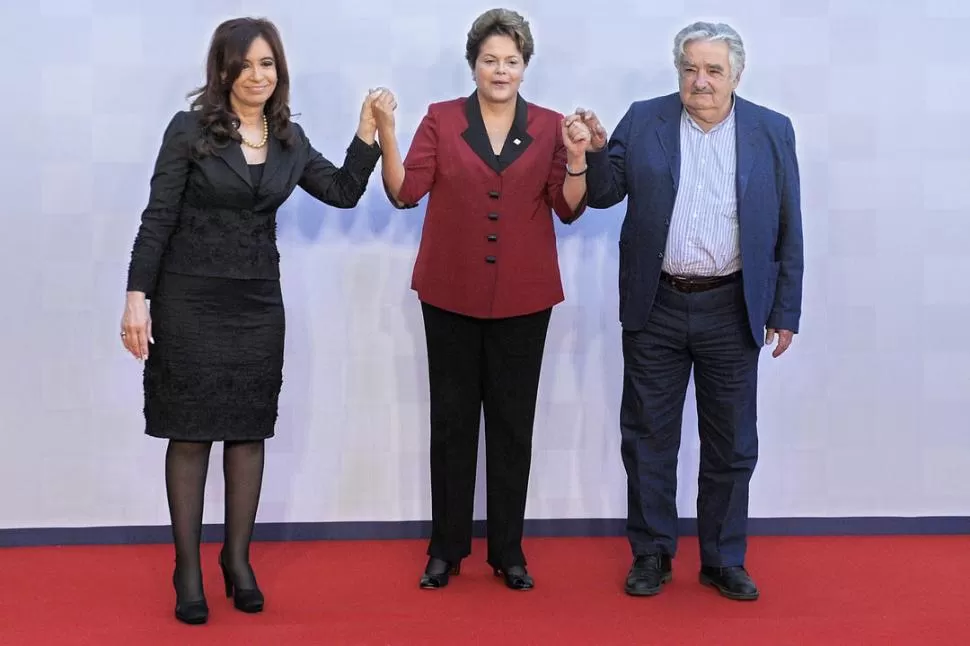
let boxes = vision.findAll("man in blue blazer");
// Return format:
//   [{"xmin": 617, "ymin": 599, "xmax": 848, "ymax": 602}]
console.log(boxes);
[{"xmin": 573, "ymin": 21, "xmax": 803, "ymax": 601}]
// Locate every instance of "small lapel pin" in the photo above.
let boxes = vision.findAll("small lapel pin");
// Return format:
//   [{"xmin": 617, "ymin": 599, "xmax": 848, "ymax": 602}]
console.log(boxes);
[{"xmin": 513, "ymin": 138, "xmax": 521, "ymax": 145}]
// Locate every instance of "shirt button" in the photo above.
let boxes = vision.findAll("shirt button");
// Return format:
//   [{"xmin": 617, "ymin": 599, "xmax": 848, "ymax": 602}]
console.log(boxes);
[
  {"xmin": 487, "ymin": 234, "xmax": 498, "ymax": 242},
  {"xmin": 487, "ymin": 212, "xmax": 499, "ymax": 221},
  {"xmin": 485, "ymin": 255, "xmax": 497, "ymax": 263},
  {"xmin": 488, "ymin": 191, "xmax": 500, "ymax": 199}
]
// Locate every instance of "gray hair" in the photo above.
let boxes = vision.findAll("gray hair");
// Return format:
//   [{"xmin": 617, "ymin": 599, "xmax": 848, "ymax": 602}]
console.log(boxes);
[{"xmin": 673, "ymin": 22, "xmax": 745, "ymax": 82}]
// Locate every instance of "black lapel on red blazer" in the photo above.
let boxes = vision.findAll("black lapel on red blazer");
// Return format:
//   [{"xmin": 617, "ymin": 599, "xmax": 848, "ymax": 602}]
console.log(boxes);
[{"xmin": 461, "ymin": 91, "xmax": 533, "ymax": 173}]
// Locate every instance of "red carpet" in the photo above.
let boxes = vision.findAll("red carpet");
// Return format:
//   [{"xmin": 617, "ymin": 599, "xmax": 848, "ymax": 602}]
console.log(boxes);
[{"xmin": 1, "ymin": 536, "xmax": 967, "ymax": 645}]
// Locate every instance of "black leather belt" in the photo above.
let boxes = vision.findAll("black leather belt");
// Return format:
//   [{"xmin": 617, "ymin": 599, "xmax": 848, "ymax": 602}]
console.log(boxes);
[{"xmin": 660, "ymin": 271, "xmax": 741, "ymax": 293}]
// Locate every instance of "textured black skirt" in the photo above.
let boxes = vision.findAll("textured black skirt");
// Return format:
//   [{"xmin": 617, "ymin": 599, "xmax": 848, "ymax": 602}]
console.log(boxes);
[{"xmin": 142, "ymin": 271, "xmax": 284, "ymax": 442}]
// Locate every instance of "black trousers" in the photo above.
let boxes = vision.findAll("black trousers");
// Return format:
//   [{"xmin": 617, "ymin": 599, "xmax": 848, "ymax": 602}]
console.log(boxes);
[{"xmin": 421, "ymin": 301, "xmax": 552, "ymax": 570}]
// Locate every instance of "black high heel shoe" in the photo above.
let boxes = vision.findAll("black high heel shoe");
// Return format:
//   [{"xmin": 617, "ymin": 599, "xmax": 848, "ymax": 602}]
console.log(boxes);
[
  {"xmin": 419, "ymin": 556, "xmax": 461, "ymax": 589},
  {"xmin": 493, "ymin": 565, "xmax": 534, "ymax": 591},
  {"xmin": 172, "ymin": 570, "xmax": 209, "ymax": 625},
  {"xmin": 219, "ymin": 553, "xmax": 265, "ymax": 613}
]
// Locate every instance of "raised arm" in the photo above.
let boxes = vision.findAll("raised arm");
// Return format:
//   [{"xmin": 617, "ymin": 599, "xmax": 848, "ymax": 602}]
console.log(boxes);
[
  {"xmin": 373, "ymin": 93, "xmax": 437, "ymax": 210},
  {"xmin": 297, "ymin": 133, "xmax": 381, "ymax": 209},
  {"xmin": 295, "ymin": 92, "xmax": 382, "ymax": 207},
  {"xmin": 545, "ymin": 115, "xmax": 591, "ymax": 224},
  {"xmin": 582, "ymin": 105, "xmax": 633, "ymax": 209}
]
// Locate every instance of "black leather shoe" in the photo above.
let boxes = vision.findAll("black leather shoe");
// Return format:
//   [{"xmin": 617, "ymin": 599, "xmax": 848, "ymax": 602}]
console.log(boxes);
[
  {"xmin": 493, "ymin": 565, "xmax": 534, "ymax": 591},
  {"xmin": 419, "ymin": 557, "xmax": 461, "ymax": 589},
  {"xmin": 624, "ymin": 553, "xmax": 672, "ymax": 596},
  {"xmin": 699, "ymin": 566, "xmax": 759, "ymax": 601}
]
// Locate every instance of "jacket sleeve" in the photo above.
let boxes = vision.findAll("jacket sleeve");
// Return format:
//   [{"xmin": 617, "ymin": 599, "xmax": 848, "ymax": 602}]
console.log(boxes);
[
  {"xmin": 126, "ymin": 111, "xmax": 193, "ymax": 296},
  {"xmin": 545, "ymin": 115, "xmax": 587, "ymax": 224},
  {"xmin": 297, "ymin": 127, "xmax": 382, "ymax": 208},
  {"xmin": 585, "ymin": 103, "xmax": 634, "ymax": 209},
  {"xmin": 767, "ymin": 118, "xmax": 804, "ymax": 333},
  {"xmin": 394, "ymin": 106, "xmax": 439, "ymax": 208}
]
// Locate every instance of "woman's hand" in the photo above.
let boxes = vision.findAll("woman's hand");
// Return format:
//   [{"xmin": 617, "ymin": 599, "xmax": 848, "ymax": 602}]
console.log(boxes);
[
  {"xmin": 562, "ymin": 117, "xmax": 592, "ymax": 159},
  {"xmin": 121, "ymin": 292, "xmax": 152, "ymax": 360},
  {"xmin": 370, "ymin": 87, "xmax": 397, "ymax": 136},
  {"xmin": 357, "ymin": 89, "xmax": 382, "ymax": 145}
]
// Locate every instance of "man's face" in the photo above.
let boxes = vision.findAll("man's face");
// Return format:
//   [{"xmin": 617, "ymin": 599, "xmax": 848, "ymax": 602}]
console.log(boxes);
[{"xmin": 678, "ymin": 39, "xmax": 738, "ymax": 120}]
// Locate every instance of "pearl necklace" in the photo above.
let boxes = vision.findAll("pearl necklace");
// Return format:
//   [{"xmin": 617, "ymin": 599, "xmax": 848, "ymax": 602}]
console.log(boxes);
[{"xmin": 239, "ymin": 114, "xmax": 268, "ymax": 148}]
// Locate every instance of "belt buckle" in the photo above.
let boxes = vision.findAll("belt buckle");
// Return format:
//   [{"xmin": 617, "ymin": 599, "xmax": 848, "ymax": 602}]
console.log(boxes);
[
  {"xmin": 679, "ymin": 276, "xmax": 701, "ymax": 293},
  {"xmin": 668, "ymin": 274, "xmax": 708, "ymax": 293},
  {"xmin": 663, "ymin": 275, "xmax": 682, "ymax": 292}
]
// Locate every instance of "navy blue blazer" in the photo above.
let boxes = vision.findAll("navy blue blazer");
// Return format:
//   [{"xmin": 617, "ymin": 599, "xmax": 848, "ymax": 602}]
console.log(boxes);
[{"xmin": 585, "ymin": 92, "xmax": 803, "ymax": 345}]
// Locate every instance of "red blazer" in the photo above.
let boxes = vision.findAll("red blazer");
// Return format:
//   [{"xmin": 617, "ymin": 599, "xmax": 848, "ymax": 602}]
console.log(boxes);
[{"xmin": 396, "ymin": 92, "xmax": 586, "ymax": 319}]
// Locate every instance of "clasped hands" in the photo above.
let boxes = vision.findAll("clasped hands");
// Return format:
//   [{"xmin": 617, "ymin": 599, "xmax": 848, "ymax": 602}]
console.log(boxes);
[
  {"xmin": 562, "ymin": 108, "xmax": 608, "ymax": 158},
  {"xmin": 356, "ymin": 88, "xmax": 608, "ymax": 161},
  {"xmin": 358, "ymin": 87, "xmax": 398, "ymax": 143}
]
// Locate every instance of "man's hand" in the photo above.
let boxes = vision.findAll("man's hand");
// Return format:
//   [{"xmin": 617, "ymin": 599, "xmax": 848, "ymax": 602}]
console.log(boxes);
[
  {"xmin": 572, "ymin": 108, "xmax": 607, "ymax": 152},
  {"xmin": 765, "ymin": 329, "xmax": 794, "ymax": 358}
]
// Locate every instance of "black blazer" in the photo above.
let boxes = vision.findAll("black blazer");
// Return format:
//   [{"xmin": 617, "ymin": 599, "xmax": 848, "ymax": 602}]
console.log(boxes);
[{"xmin": 126, "ymin": 110, "xmax": 381, "ymax": 297}]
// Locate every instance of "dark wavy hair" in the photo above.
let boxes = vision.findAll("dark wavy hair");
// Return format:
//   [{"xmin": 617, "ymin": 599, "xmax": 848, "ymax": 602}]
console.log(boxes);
[{"xmin": 187, "ymin": 17, "xmax": 297, "ymax": 156}]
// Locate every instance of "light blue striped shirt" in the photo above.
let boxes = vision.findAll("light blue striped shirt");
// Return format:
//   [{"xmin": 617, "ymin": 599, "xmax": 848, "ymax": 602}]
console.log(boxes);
[{"xmin": 662, "ymin": 103, "xmax": 740, "ymax": 277}]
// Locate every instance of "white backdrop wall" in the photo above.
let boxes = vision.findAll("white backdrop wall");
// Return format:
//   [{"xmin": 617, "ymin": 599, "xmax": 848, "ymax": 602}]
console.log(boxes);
[{"xmin": 1, "ymin": 0, "xmax": 968, "ymax": 535}]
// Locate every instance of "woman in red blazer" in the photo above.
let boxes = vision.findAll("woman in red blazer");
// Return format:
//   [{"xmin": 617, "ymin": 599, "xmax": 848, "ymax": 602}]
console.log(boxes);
[{"xmin": 373, "ymin": 8, "xmax": 592, "ymax": 591}]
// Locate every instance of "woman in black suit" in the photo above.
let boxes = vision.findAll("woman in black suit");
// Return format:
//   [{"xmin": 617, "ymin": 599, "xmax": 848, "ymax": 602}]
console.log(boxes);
[{"xmin": 120, "ymin": 17, "xmax": 381, "ymax": 625}]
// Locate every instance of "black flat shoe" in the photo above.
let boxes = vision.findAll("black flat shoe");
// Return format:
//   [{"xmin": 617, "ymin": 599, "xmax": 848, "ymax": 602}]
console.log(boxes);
[
  {"xmin": 419, "ymin": 557, "xmax": 461, "ymax": 589},
  {"xmin": 493, "ymin": 565, "xmax": 534, "ymax": 590},
  {"xmin": 172, "ymin": 570, "xmax": 208, "ymax": 625},
  {"xmin": 219, "ymin": 553, "xmax": 265, "ymax": 613},
  {"xmin": 699, "ymin": 565, "xmax": 759, "ymax": 601}
]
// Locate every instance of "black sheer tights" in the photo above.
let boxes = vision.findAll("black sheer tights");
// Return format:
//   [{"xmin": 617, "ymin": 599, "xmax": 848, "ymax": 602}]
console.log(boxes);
[
  {"xmin": 166, "ymin": 439, "xmax": 265, "ymax": 600},
  {"xmin": 220, "ymin": 440, "xmax": 265, "ymax": 591}
]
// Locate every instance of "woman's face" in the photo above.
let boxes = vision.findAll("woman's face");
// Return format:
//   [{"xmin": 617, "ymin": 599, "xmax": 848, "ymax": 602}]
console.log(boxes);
[
  {"xmin": 473, "ymin": 34, "xmax": 525, "ymax": 104},
  {"xmin": 229, "ymin": 36, "xmax": 278, "ymax": 110}
]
